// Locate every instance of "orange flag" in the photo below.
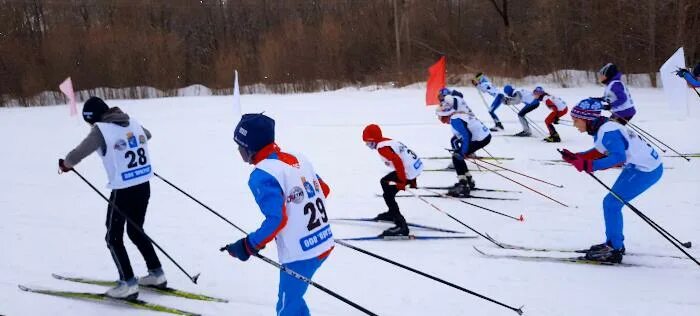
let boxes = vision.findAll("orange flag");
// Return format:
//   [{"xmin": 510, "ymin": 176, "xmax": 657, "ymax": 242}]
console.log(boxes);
[{"xmin": 425, "ymin": 56, "xmax": 446, "ymax": 106}]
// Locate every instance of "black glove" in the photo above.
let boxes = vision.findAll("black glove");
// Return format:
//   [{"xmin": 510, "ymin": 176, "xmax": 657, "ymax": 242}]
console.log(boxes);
[
  {"xmin": 58, "ymin": 159, "xmax": 73, "ymax": 173},
  {"xmin": 675, "ymin": 69, "xmax": 689, "ymax": 78},
  {"xmin": 601, "ymin": 102, "xmax": 612, "ymax": 111}
]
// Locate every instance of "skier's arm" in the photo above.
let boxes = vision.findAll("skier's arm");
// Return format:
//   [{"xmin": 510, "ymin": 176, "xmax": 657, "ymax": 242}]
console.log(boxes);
[
  {"xmin": 592, "ymin": 131, "xmax": 627, "ymax": 171},
  {"xmin": 682, "ymin": 72, "xmax": 700, "ymax": 88},
  {"xmin": 450, "ymin": 119, "xmax": 472, "ymax": 156},
  {"xmin": 577, "ymin": 148, "xmax": 606, "ymax": 160},
  {"xmin": 64, "ymin": 126, "xmax": 107, "ymax": 168},
  {"xmin": 378, "ymin": 147, "xmax": 407, "ymax": 183},
  {"xmin": 608, "ymin": 82, "xmax": 628, "ymax": 110},
  {"xmin": 143, "ymin": 126, "xmax": 152, "ymax": 140},
  {"xmin": 247, "ymin": 169, "xmax": 287, "ymax": 250}
]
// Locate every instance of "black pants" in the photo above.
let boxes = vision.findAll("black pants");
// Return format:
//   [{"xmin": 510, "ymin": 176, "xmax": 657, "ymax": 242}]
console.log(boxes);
[
  {"xmin": 380, "ymin": 172, "xmax": 408, "ymax": 226},
  {"xmin": 451, "ymin": 134, "xmax": 492, "ymax": 176},
  {"xmin": 106, "ymin": 181, "xmax": 161, "ymax": 281}
]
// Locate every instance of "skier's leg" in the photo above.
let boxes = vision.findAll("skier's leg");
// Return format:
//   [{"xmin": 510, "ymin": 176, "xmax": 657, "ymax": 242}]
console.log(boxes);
[
  {"xmin": 105, "ymin": 190, "xmax": 135, "ymax": 281},
  {"xmin": 602, "ymin": 166, "xmax": 663, "ymax": 249},
  {"xmin": 277, "ymin": 256, "xmax": 327, "ymax": 316},
  {"xmin": 124, "ymin": 182, "xmax": 162, "ymax": 271}
]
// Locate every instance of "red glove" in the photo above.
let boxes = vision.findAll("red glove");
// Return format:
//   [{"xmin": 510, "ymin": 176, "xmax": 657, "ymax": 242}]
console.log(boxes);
[
  {"xmin": 570, "ymin": 157, "xmax": 594, "ymax": 173},
  {"xmin": 560, "ymin": 149, "xmax": 578, "ymax": 163},
  {"xmin": 58, "ymin": 159, "xmax": 73, "ymax": 173},
  {"xmin": 395, "ymin": 180, "xmax": 407, "ymax": 191}
]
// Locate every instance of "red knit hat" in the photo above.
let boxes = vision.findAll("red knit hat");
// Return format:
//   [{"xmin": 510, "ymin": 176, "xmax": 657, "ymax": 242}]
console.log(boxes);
[{"xmin": 362, "ymin": 124, "xmax": 383, "ymax": 142}]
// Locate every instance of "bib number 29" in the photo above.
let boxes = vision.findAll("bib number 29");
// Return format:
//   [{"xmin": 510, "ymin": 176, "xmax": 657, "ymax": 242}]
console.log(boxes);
[
  {"xmin": 304, "ymin": 198, "xmax": 328, "ymax": 231},
  {"xmin": 125, "ymin": 148, "xmax": 147, "ymax": 168}
]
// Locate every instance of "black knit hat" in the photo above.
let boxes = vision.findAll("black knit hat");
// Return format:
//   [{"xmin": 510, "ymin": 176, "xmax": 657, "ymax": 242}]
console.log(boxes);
[
  {"xmin": 692, "ymin": 63, "xmax": 700, "ymax": 78},
  {"xmin": 82, "ymin": 97, "xmax": 109, "ymax": 124}
]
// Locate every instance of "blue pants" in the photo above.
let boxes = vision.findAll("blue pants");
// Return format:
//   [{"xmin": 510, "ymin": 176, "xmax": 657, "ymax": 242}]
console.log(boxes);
[
  {"xmin": 488, "ymin": 94, "xmax": 504, "ymax": 123},
  {"xmin": 602, "ymin": 165, "xmax": 663, "ymax": 250},
  {"xmin": 276, "ymin": 256, "xmax": 327, "ymax": 316}
]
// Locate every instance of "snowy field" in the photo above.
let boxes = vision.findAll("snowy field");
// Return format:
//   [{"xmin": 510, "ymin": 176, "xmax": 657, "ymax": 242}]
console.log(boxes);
[{"xmin": 2, "ymin": 86, "xmax": 699, "ymax": 315}]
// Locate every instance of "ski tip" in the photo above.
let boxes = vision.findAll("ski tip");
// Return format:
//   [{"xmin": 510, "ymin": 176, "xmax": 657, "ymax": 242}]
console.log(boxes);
[
  {"xmin": 191, "ymin": 273, "xmax": 201, "ymax": 284},
  {"xmin": 18, "ymin": 284, "xmax": 29, "ymax": 291},
  {"xmin": 518, "ymin": 214, "xmax": 525, "ymax": 222}
]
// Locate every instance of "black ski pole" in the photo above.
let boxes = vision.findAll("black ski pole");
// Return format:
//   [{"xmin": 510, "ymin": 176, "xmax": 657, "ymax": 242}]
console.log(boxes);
[
  {"xmin": 406, "ymin": 189, "xmax": 505, "ymax": 248},
  {"xmin": 70, "ymin": 169, "xmax": 201, "ymax": 283},
  {"xmin": 555, "ymin": 150, "xmax": 699, "ymax": 266},
  {"xmin": 155, "ymin": 173, "xmax": 378, "ymax": 315},
  {"xmin": 627, "ymin": 122, "xmax": 690, "ymax": 161},
  {"xmin": 422, "ymin": 188, "xmax": 524, "ymax": 222},
  {"xmin": 335, "ymin": 240, "xmax": 524, "ymax": 315}
]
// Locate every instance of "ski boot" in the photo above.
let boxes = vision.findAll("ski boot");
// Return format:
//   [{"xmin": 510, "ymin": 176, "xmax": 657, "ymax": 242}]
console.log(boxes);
[
  {"xmin": 374, "ymin": 211, "xmax": 395, "ymax": 222},
  {"xmin": 513, "ymin": 130, "xmax": 532, "ymax": 137},
  {"xmin": 139, "ymin": 268, "xmax": 167, "ymax": 289},
  {"xmin": 584, "ymin": 244, "xmax": 624, "ymax": 263},
  {"xmin": 381, "ymin": 222, "xmax": 409, "ymax": 237},
  {"xmin": 588, "ymin": 241, "xmax": 626, "ymax": 255},
  {"xmin": 543, "ymin": 133, "xmax": 561, "ymax": 143},
  {"xmin": 447, "ymin": 179, "xmax": 471, "ymax": 198},
  {"xmin": 489, "ymin": 122, "xmax": 505, "ymax": 132},
  {"xmin": 106, "ymin": 278, "xmax": 139, "ymax": 300}
]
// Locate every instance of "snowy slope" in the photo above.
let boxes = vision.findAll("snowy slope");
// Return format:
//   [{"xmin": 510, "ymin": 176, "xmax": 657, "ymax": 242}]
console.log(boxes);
[{"xmin": 1, "ymin": 86, "xmax": 699, "ymax": 315}]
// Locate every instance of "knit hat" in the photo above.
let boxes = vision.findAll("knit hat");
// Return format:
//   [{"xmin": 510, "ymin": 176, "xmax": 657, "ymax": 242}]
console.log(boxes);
[
  {"xmin": 82, "ymin": 97, "xmax": 109, "ymax": 124},
  {"xmin": 570, "ymin": 98, "xmax": 603, "ymax": 121},
  {"xmin": 362, "ymin": 124, "xmax": 383, "ymax": 142},
  {"xmin": 503, "ymin": 85, "xmax": 514, "ymax": 97},
  {"xmin": 533, "ymin": 86, "xmax": 545, "ymax": 95},
  {"xmin": 598, "ymin": 63, "xmax": 619, "ymax": 80},
  {"xmin": 233, "ymin": 113, "xmax": 275, "ymax": 153}
]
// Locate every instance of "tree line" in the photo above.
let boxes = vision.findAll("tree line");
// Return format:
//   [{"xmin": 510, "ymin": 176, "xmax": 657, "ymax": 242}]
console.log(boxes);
[{"xmin": 1, "ymin": 0, "xmax": 698, "ymax": 106}]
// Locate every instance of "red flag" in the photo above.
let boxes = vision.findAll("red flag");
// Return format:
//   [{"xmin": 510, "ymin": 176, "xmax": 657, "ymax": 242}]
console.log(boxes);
[
  {"xmin": 425, "ymin": 56, "xmax": 446, "ymax": 106},
  {"xmin": 59, "ymin": 77, "xmax": 77, "ymax": 116}
]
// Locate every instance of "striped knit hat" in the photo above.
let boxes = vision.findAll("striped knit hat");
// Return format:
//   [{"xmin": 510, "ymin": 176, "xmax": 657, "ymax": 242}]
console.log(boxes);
[{"xmin": 570, "ymin": 98, "xmax": 603, "ymax": 121}]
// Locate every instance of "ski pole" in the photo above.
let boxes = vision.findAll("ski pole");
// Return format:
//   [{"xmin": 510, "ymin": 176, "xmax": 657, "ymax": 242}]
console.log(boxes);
[
  {"xmin": 626, "ymin": 122, "xmax": 690, "ymax": 161},
  {"xmin": 156, "ymin": 173, "xmax": 378, "ymax": 315},
  {"xmin": 469, "ymin": 160, "xmax": 570, "ymax": 208},
  {"xmin": 422, "ymin": 188, "xmax": 524, "ymax": 222},
  {"xmin": 623, "ymin": 122, "xmax": 667, "ymax": 154},
  {"xmin": 472, "ymin": 158, "xmax": 564, "ymax": 188},
  {"xmin": 70, "ymin": 169, "xmax": 201, "ymax": 284},
  {"xmin": 506, "ymin": 104, "xmax": 547, "ymax": 137},
  {"xmin": 335, "ymin": 240, "xmax": 524, "ymax": 315},
  {"xmin": 479, "ymin": 147, "xmax": 502, "ymax": 164},
  {"xmin": 582, "ymin": 170, "xmax": 699, "ymax": 267},
  {"xmin": 475, "ymin": 88, "xmax": 494, "ymax": 114},
  {"xmin": 406, "ymin": 189, "xmax": 504, "ymax": 248}
]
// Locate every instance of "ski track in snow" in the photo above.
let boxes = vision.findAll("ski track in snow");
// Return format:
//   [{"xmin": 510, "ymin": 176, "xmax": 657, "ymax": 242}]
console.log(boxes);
[{"xmin": 1, "ymin": 86, "xmax": 699, "ymax": 315}]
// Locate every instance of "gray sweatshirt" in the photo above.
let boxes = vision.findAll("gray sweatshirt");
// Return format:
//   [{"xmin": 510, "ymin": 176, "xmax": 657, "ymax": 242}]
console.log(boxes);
[{"xmin": 64, "ymin": 107, "xmax": 152, "ymax": 168}]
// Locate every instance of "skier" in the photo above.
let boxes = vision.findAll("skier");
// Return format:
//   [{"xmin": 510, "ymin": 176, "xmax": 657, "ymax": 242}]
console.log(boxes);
[
  {"xmin": 472, "ymin": 73, "xmax": 506, "ymax": 131},
  {"xmin": 533, "ymin": 87, "xmax": 569, "ymax": 143},
  {"xmin": 561, "ymin": 98, "xmax": 662, "ymax": 263},
  {"xmin": 675, "ymin": 63, "xmax": 700, "ymax": 88},
  {"xmin": 503, "ymin": 84, "xmax": 541, "ymax": 137},
  {"xmin": 596, "ymin": 63, "xmax": 636, "ymax": 124},
  {"xmin": 436, "ymin": 92, "xmax": 492, "ymax": 197},
  {"xmin": 225, "ymin": 113, "xmax": 334, "ymax": 316},
  {"xmin": 362, "ymin": 124, "xmax": 423, "ymax": 236},
  {"xmin": 58, "ymin": 97, "xmax": 165, "ymax": 299}
]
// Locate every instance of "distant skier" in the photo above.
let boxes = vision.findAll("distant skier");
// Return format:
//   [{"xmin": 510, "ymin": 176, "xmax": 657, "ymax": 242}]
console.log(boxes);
[
  {"xmin": 561, "ymin": 98, "xmax": 662, "ymax": 263},
  {"xmin": 472, "ymin": 73, "xmax": 506, "ymax": 131},
  {"xmin": 532, "ymin": 87, "xmax": 568, "ymax": 143},
  {"xmin": 675, "ymin": 63, "xmax": 700, "ymax": 88},
  {"xmin": 362, "ymin": 124, "xmax": 422, "ymax": 236},
  {"xmin": 58, "ymin": 97, "xmax": 165, "ymax": 299},
  {"xmin": 435, "ymin": 91, "xmax": 492, "ymax": 197},
  {"xmin": 596, "ymin": 63, "xmax": 636, "ymax": 124},
  {"xmin": 503, "ymin": 84, "xmax": 541, "ymax": 137},
  {"xmin": 225, "ymin": 113, "xmax": 334, "ymax": 316}
]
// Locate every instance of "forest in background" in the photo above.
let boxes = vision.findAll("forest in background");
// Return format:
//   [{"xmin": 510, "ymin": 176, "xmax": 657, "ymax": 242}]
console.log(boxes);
[{"xmin": 1, "ymin": 0, "xmax": 699, "ymax": 106}]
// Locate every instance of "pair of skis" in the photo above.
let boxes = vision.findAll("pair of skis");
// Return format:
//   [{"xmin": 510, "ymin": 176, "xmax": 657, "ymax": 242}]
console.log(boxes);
[
  {"xmin": 332, "ymin": 217, "xmax": 476, "ymax": 241},
  {"xmin": 19, "ymin": 274, "xmax": 228, "ymax": 315}
]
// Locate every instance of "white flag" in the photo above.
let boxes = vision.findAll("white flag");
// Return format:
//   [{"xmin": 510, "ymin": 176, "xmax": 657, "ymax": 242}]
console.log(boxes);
[
  {"xmin": 659, "ymin": 47, "xmax": 687, "ymax": 111},
  {"xmin": 233, "ymin": 70, "xmax": 241, "ymax": 118},
  {"xmin": 59, "ymin": 77, "xmax": 77, "ymax": 116}
]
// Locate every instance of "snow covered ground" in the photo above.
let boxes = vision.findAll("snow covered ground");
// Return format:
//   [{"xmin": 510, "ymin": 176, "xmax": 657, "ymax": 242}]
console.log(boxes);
[{"xmin": 2, "ymin": 86, "xmax": 699, "ymax": 315}]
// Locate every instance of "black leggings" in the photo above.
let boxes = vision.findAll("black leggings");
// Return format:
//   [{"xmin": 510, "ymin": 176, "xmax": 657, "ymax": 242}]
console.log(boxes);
[
  {"xmin": 105, "ymin": 181, "xmax": 161, "ymax": 281},
  {"xmin": 451, "ymin": 134, "xmax": 492, "ymax": 176},
  {"xmin": 380, "ymin": 172, "xmax": 409, "ymax": 226}
]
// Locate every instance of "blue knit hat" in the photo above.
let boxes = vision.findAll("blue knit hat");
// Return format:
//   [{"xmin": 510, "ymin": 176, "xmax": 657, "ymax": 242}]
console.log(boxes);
[
  {"xmin": 234, "ymin": 113, "xmax": 275, "ymax": 153},
  {"xmin": 571, "ymin": 98, "xmax": 603, "ymax": 121}
]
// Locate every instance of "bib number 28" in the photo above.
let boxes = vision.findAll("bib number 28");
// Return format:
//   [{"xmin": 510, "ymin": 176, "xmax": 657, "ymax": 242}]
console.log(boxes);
[
  {"xmin": 125, "ymin": 148, "xmax": 148, "ymax": 168},
  {"xmin": 304, "ymin": 198, "xmax": 328, "ymax": 231}
]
